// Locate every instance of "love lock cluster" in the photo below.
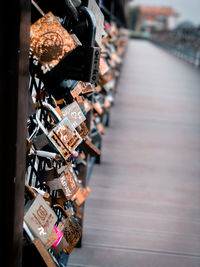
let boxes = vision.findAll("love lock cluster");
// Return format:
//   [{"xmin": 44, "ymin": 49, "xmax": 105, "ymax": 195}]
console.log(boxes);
[{"xmin": 24, "ymin": 0, "xmax": 128, "ymax": 266}]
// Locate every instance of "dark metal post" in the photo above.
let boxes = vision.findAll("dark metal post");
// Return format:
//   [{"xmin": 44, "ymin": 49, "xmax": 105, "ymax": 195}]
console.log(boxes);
[{"xmin": 0, "ymin": 0, "xmax": 30, "ymax": 266}]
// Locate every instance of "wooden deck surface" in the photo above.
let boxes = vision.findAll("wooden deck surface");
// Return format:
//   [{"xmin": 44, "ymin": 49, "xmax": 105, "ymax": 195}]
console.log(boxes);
[{"xmin": 68, "ymin": 40, "xmax": 200, "ymax": 267}]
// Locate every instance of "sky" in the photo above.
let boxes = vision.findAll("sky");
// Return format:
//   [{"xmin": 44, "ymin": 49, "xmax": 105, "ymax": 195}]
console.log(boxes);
[{"xmin": 130, "ymin": 0, "xmax": 200, "ymax": 26}]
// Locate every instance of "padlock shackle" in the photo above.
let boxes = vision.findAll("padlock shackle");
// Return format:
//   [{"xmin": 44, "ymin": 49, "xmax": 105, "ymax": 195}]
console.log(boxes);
[
  {"xmin": 36, "ymin": 102, "xmax": 62, "ymax": 135},
  {"xmin": 42, "ymin": 102, "xmax": 62, "ymax": 122},
  {"xmin": 78, "ymin": 6, "xmax": 96, "ymax": 46},
  {"xmin": 53, "ymin": 204, "xmax": 69, "ymax": 218}
]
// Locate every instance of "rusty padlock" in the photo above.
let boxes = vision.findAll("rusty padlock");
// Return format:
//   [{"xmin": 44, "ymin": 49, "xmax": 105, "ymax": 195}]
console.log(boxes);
[
  {"xmin": 36, "ymin": 102, "xmax": 82, "ymax": 161},
  {"xmin": 52, "ymin": 204, "xmax": 82, "ymax": 254}
]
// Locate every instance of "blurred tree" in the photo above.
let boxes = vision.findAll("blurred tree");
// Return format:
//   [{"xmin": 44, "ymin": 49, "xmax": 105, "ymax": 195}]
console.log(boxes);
[
  {"xmin": 176, "ymin": 21, "xmax": 195, "ymax": 34},
  {"xmin": 127, "ymin": 6, "xmax": 140, "ymax": 30}
]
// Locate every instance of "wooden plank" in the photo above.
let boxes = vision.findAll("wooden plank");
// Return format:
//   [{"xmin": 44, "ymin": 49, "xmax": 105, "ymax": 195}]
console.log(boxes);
[{"xmin": 68, "ymin": 40, "xmax": 200, "ymax": 266}]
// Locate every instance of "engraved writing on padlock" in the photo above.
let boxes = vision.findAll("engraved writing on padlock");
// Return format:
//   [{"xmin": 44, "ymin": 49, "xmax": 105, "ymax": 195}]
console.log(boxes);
[
  {"xmin": 47, "ymin": 164, "xmax": 79, "ymax": 199},
  {"xmin": 62, "ymin": 217, "xmax": 82, "ymax": 254},
  {"xmin": 30, "ymin": 12, "xmax": 78, "ymax": 74},
  {"xmin": 49, "ymin": 118, "xmax": 81, "ymax": 153},
  {"xmin": 58, "ymin": 165, "xmax": 79, "ymax": 198},
  {"xmin": 61, "ymin": 101, "xmax": 86, "ymax": 128},
  {"xmin": 24, "ymin": 194, "xmax": 57, "ymax": 244},
  {"xmin": 36, "ymin": 102, "xmax": 82, "ymax": 160},
  {"xmin": 40, "ymin": 6, "xmax": 101, "ymax": 85},
  {"xmin": 55, "ymin": 207, "xmax": 82, "ymax": 254}
]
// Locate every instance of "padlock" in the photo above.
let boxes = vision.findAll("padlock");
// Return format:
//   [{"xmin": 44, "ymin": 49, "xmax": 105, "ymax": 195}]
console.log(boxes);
[
  {"xmin": 52, "ymin": 204, "xmax": 82, "ymax": 254},
  {"xmin": 61, "ymin": 101, "xmax": 86, "ymax": 128},
  {"xmin": 76, "ymin": 122, "xmax": 89, "ymax": 139},
  {"xmin": 91, "ymin": 127, "xmax": 102, "ymax": 144},
  {"xmin": 24, "ymin": 194, "xmax": 57, "ymax": 245},
  {"xmin": 30, "ymin": 3, "xmax": 79, "ymax": 75},
  {"xmin": 80, "ymin": 136, "xmax": 101, "ymax": 157},
  {"xmin": 46, "ymin": 79, "xmax": 79, "ymax": 101},
  {"xmin": 45, "ymin": 225, "xmax": 63, "ymax": 249},
  {"xmin": 36, "ymin": 102, "xmax": 82, "ymax": 161},
  {"xmin": 78, "ymin": 82, "xmax": 94, "ymax": 95},
  {"xmin": 81, "ymin": 0, "xmax": 104, "ymax": 47},
  {"xmin": 39, "ymin": 6, "xmax": 101, "ymax": 89}
]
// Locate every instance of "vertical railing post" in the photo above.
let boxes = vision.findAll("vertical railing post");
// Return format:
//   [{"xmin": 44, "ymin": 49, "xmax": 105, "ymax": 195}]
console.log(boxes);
[{"xmin": 0, "ymin": 0, "xmax": 30, "ymax": 266}]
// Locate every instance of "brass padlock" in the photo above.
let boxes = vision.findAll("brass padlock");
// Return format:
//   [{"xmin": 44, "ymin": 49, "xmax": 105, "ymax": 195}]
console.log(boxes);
[
  {"xmin": 30, "ymin": 6, "xmax": 78, "ymax": 75},
  {"xmin": 36, "ymin": 102, "xmax": 82, "ymax": 161},
  {"xmin": 53, "ymin": 204, "xmax": 82, "ymax": 254}
]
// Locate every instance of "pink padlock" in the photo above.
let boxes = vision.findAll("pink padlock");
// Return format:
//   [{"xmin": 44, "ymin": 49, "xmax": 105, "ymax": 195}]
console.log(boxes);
[
  {"xmin": 71, "ymin": 150, "xmax": 79, "ymax": 158},
  {"xmin": 105, "ymin": 23, "xmax": 110, "ymax": 30},
  {"xmin": 52, "ymin": 225, "xmax": 63, "ymax": 247}
]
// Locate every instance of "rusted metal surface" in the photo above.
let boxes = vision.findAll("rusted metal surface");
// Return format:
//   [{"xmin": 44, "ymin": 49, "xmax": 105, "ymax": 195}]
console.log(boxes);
[
  {"xmin": 30, "ymin": 12, "xmax": 77, "ymax": 73},
  {"xmin": 68, "ymin": 40, "xmax": 200, "ymax": 266}
]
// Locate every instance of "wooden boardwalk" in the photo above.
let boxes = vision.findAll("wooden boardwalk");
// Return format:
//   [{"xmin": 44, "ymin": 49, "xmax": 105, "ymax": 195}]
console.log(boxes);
[{"xmin": 68, "ymin": 40, "xmax": 200, "ymax": 267}]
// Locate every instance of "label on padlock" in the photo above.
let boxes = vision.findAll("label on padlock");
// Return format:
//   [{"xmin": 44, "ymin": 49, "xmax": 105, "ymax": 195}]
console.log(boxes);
[
  {"xmin": 61, "ymin": 101, "xmax": 86, "ymax": 128},
  {"xmin": 91, "ymin": 48, "xmax": 101, "ymax": 83},
  {"xmin": 24, "ymin": 195, "xmax": 57, "ymax": 244}
]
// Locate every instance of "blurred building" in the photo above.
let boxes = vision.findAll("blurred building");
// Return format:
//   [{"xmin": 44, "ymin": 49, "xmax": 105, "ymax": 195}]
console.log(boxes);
[{"xmin": 136, "ymin": 6, "xmax": 179, "ymax": 32}]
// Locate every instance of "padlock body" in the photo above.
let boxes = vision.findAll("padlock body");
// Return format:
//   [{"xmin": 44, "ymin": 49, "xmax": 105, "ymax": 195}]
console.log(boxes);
[
  {"xmin": 42, "ymin": 45, "xmax": 101, "ymax": 86},
  {"xmin": 48, "ymin": 117, "xmax": 82, "ymax": 161}
]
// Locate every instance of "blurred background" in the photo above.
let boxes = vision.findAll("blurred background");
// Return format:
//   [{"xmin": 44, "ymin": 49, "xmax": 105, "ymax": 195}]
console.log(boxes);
[{"xmin": 127, "ymin": 0, "xmax": 200, "ymax": 65}]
